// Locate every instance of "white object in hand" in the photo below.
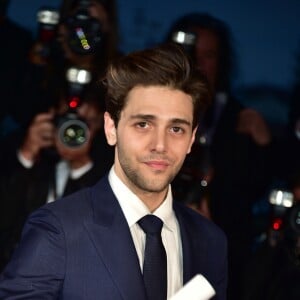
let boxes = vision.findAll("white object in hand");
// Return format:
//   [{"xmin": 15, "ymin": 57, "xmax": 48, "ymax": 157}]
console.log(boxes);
[{"xmin": 170, "ymin": 274, "xmax": 216, "ymax": 300}]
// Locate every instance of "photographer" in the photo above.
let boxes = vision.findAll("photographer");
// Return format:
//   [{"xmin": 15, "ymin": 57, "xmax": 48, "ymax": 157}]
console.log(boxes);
[
  {"xmin": 57, "ymin": 0, "xmax": 119, "ymax": 70},
  {"xmin": 0, "ymin": 81, "xmax": 114, "ymax": 270},
  {"xmin": 166, "ymin": 13, "xmax": 273, "ymax": 300},
  {"xmin": 0, "ymin": 0, "xmax": 119, "ymax": 271},
  {"xmin": 242, "ymin": 188, "xmax": 300, "ymax": 300}
]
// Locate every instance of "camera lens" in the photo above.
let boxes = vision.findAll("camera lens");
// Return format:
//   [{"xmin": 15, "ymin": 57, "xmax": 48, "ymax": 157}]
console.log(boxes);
[
  {"xmin": 67, "ymin": 14, "xmax": 103, "ymax": 55},
  {"xmin": 58, "ymin": 118, "xmax": 89, "ymax": 148}
]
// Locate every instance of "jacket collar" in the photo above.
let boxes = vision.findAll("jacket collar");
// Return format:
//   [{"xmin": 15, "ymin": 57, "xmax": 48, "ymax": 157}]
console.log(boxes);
[{"xmin": 84, "ymin": 176, "xmax": 147, "ymax": 300}]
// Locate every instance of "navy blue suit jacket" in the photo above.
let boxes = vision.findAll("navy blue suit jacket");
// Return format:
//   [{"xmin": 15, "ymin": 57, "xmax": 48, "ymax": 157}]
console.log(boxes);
[{"xmin": 0, "ymin": 175, "xmax": 227, "ymax": 299}]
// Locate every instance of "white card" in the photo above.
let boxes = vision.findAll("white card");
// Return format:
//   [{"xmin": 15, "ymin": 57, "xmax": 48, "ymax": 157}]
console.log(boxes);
[{"xmin": 170, "ymin": 274, "xmax": 216, "ymax": 300}]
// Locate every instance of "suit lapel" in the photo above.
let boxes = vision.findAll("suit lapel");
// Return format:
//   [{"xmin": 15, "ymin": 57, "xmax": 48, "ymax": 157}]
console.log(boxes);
[
  {"xmin": 84, "ymin": 177, "xmax": 147, "ymax": 300},
  {"xmin": 174, "ymin": 202, "xmax": 210, "ymax": 285},
  {"xmin": 174, "ymin": 204, "xmax": 194, "ymax": 284}
]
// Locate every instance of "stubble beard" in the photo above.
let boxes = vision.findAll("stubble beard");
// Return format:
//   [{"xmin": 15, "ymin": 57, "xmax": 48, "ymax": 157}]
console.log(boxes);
[{"xmin": 118, "ymin": 153, "xmax": 179, "ymax": 194}]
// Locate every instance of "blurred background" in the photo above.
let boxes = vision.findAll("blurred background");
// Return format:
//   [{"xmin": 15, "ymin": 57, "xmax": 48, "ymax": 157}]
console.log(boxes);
[
  {"xmin": 7, "ymin": 0, "xmax": 300, "ymax": 128},
  {"xmin": 8, "ymin": 0, "xmax": 300, "ymax": 88},
  {"xmin": 1, "ymin": 1, "xmax": 300, "ymax": 299}
]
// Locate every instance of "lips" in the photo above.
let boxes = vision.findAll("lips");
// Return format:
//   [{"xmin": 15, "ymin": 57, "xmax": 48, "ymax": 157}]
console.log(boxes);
[{"xmin": 145, "ymin": 160, "xmax": 170, "ymax": 171}]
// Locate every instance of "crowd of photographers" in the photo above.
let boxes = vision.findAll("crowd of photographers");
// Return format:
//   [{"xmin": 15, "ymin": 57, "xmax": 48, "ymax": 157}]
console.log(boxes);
[
  {"xmin": 0, "ymin": 0, "xmax": 118, "ymax": 269},
  {"xmin": 0, "ymin": 1, "xmax": 300, "ymax": 299}
]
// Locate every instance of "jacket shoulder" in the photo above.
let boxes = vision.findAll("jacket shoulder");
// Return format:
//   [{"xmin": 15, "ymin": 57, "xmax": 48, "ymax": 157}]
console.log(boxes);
[
  {"xmin": 35, "ymin": 176, "xmax": 110, "ymax": 223},
  {"xmin": 174, "ymin": 201, "xmax": 227, "ymax": 243}
]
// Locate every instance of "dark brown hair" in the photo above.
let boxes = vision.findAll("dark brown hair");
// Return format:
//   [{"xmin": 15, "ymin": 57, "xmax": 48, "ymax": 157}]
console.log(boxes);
[{"xmin": 104, "ymin": 43, "xmax": 211, "ymax": 129}]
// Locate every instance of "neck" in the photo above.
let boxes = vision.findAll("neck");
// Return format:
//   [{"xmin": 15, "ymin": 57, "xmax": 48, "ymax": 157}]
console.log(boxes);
[{"xmin": 138, "ymin": 189, "xmax": 168, "ymax": 213}]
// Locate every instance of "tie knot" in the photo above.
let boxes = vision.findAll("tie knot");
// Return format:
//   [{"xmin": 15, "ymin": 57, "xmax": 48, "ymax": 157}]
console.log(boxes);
[{"xmin": 138, "ymin": 215, "xmax": 163, "ymax": 234}]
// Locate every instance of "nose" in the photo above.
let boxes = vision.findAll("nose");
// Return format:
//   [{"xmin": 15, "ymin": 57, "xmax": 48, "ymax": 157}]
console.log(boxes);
[{"xmin": 151, "ymin": 128, "xmax": 167, "ymax": 153}]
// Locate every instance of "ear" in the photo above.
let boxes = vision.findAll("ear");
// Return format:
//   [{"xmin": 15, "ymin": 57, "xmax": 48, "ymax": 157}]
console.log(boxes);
[
  {"xmin": 187, "ymin": 126, "xmax": 198, "ymax": 154},
  {"xmin": 104, "ymin": 112, "xmax": 117, "ymax": 146}
]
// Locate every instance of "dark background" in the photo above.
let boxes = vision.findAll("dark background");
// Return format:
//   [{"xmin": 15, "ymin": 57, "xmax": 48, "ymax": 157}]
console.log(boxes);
[{"xmin": 7, "ymin": 0, "xmax": 300, "ymax": 126}]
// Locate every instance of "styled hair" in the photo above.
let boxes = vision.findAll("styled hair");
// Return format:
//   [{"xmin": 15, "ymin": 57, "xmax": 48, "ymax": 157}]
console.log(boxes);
[
  {"xmin": 166, "ymin": 13, "xmax": 236, "ymax": 93},
  {"xmin": 104, "ymin": 43, "xmax": 211, "ymax": 129}
]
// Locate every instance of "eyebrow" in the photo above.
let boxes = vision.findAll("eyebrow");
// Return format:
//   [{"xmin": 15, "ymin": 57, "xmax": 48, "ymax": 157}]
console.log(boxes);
[{"xmin": 129, "ymin": 114, "xmax": 192, "ymax": 127}]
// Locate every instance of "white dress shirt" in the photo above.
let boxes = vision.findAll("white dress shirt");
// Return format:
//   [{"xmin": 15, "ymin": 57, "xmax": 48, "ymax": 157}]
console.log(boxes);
[{"xmin": 108, "ymin": 166, "xmax": 183, "ymax": 298}]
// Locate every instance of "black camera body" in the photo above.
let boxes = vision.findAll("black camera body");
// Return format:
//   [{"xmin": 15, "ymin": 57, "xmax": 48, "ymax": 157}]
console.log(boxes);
[
  {"xmin": 55, "ymin": 67, "xmax": 92, "ymax": 148},
  {"xmin": 65, "ymin": 0, "xmax": 104, "ymax": 55}
]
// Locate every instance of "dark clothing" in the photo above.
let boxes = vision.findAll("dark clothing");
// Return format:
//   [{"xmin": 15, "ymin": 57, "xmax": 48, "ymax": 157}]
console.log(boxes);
[
  {"xmin": 211, "ymin": 97, "xmax": 271, "ymax": 300},
  {"xmin": 242, "ymin": 241, "xmax": 300, "ymax": 300},
  {"xmin": 0, "ymin": 129, "xmax": 114, "ymax": 270},
  {"xmin": 0, "ymin": 175, "xmax": 228, "ymax": 299},
  {"xmin": 276, "ymin": 82, "xmax": 300, "ymax": 185},
  {"xmin": 208, "ymin": 97, "xmax": 270, "ymax": 236}
]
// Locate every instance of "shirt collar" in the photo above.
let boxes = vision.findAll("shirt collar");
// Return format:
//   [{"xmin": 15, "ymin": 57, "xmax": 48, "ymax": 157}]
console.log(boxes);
[
  {"xmin": 108, "ymin": 166, "xmax": 177, "ymax": 232},
  {"xmin": 69, "ymin": 161, "xmax": 93, "ymax": 179}
]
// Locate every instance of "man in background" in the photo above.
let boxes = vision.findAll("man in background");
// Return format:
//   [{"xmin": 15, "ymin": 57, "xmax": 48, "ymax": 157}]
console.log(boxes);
[{"xmin": 168, "ymin": 13, "xmax": 272, "ymax": 300}]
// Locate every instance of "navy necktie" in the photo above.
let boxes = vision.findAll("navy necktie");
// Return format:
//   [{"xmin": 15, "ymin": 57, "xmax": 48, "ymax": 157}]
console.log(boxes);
[{"xmin": 138, "ymin": 215, "xmax": 167, "ymax": 300}]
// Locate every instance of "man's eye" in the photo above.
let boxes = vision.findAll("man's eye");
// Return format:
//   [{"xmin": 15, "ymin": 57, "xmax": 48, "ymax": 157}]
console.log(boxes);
[
  {"xmin": 136, "ymin": 122, "xmax": 148, "ymax": 128},
  {"xmin": 171, "ymin": 127, "xmax": 184, "ymax": 133}
]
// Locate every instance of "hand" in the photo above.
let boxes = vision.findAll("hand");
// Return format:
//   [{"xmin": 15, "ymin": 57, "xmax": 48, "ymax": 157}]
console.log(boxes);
[
  {"xmin": 20, "ymin": 112, "xmax": 55, "ymax": 162},
  {"xmin": 237, "ymin": 108, "xmax": 271, "ymax": 146},
  {"xmin": 28, "ymin": 42, "xmax": 48, "ymax": 65}
]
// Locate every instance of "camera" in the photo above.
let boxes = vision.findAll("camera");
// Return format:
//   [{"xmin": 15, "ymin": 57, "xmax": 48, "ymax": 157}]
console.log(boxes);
[
  {"xmin": 36, "ymin": 7, "xmax": 60, "ymax": 58},
  {"xmin": 268, "ymin": 189, "xmax": 300, "ymax": 249},
  {"xmin": 64, "ymin": 0, "xmax": 104, "ymax": 55},
  {"xmin": 55, "ymin": 67, "xmax": 92, "ymax": 148}
]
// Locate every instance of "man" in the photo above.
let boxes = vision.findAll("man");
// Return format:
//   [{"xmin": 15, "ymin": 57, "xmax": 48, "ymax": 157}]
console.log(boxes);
[{"xmin": 0, "ymin": 43, "xmax": 227, "ymax": 299}]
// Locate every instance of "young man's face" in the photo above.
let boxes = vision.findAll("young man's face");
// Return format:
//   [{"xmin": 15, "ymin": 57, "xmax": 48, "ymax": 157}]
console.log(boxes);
[{"xmin": 105, "ymin": 85, "xmax": 197, "ymax": 201}]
